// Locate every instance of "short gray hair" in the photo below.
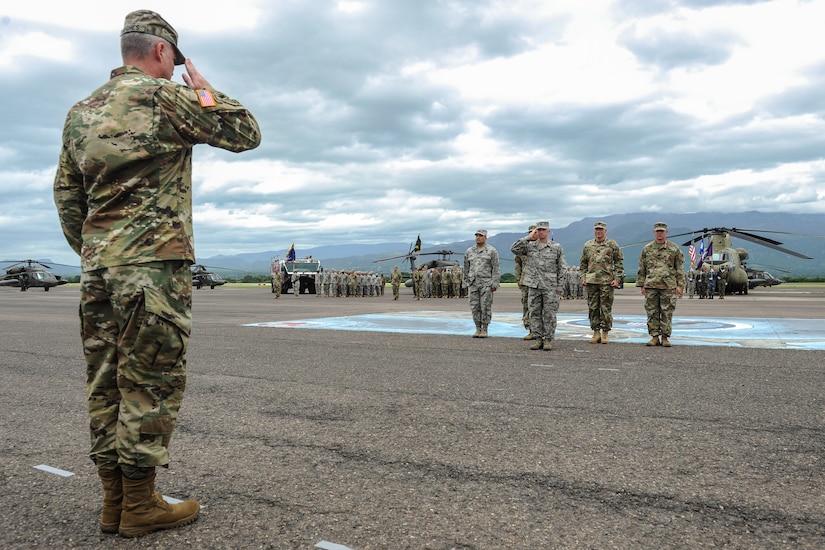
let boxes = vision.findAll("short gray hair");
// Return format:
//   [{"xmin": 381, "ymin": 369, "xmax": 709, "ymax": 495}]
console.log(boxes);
[{"xmin": 121, "ymin": 32, "xmax": 164, "ymax": 62}]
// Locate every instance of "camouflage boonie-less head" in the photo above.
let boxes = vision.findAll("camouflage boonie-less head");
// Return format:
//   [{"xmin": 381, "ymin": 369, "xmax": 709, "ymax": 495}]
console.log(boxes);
[{"xmin": 122, "ymin": 10, "xmax": 185, "ymax": 65}]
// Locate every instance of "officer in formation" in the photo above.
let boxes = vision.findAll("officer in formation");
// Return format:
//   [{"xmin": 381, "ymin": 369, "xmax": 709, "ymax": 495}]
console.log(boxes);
[
  {"xmin": 686, "ymin": 267, "xmax": 697, "ymax": 298},
  {"xmin": 685, "ymin": 264, "xmax": 729, "ymax": 299},
  {"xmin": 316, "ymin": 270, "xmax": 385, "ymax": 297},
  {"xmin": 579, "ymin": 221, "xmax": 624, "ymax": 345},
  {"xmin": 514, "ymin": 224, "xmax": 535, "ymax": 340},
  {"xmin": 464, "ymin": 229, "xmax": 500, "ymax": 338},
  {"xmin": 510, "ymin": 221, "xmax": 567, "ymax": 350},
  {"xmin": 390, "ymin": 266, "xmax": 402, "ymax": 300},
  {"xmin": 636, "ymin": 222, "xmax": 685, "ymax": 347},
  {"xmin": 716, "ymin": 265, "xmax": 728, "ymax": 299},
  {"xmin": 271, "ymin": 267, "xmax": 282, "ymax": 299}
]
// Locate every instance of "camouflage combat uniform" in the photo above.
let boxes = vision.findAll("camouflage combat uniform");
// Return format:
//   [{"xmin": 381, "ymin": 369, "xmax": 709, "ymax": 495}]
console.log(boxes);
[
  {"xmin": 272, "ymin": 270, "xmax": 282, "ymax": 298},
  {"xmin": 580, "ymin": 237, "xmax": 624, "ymax": 332},
  {"xmin": 636, "ymin": 240, "xmax": 685, "ymax": 339},
  {"xmin": 463, "ymin": 243, "xmax": 500, "ymax": 328},
  {"xmin": 514, "ymin": 252, "xmax": 530, "ymax": 331},
  {"xmin": 391, "ymin": 268, "xmax": 402, "ymax": 300},
  {"xmin": 54, "ymin": 65, "xmax": 261, "ymax": 472},
  {"xmin": 510, "ymin": 238, "xmax": 567, "ymax": 343}
]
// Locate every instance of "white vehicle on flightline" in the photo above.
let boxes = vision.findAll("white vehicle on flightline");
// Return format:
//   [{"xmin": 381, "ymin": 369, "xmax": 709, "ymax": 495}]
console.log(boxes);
[{"xmin": 271, "ymin": 256, "xmax": 321, "ymax": 294}]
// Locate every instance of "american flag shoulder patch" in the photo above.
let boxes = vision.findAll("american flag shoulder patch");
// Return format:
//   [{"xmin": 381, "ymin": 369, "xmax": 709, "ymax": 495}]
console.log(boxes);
[{"xmin": 197, "ymin": 89, "xmax": 217, "ymax": 107}]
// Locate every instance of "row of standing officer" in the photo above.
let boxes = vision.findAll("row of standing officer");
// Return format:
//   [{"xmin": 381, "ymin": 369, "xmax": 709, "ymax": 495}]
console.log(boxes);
[{"xmin": 477, "ymin": 220, "xmax": 683, "ymax": 349}]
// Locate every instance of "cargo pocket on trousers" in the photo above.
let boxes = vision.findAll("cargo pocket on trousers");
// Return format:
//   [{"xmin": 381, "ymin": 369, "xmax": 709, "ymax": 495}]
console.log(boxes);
[
  {"xmin": 130, "ymin": 286, "xmax": 190, "ymax": 372},
  {"xmin": 141, "ymin": 411, "xmax": 173, "ymax": 437}
]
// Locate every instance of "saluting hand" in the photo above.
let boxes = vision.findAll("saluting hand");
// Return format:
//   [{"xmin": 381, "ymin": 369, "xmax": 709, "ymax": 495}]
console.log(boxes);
[{"xmin": 182, "ymin": 59, "xmax": 212, "ymax": 89}]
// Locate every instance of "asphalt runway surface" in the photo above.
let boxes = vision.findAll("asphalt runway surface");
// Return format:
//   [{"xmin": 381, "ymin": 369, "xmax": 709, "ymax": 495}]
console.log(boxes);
[{"xmin": 2, "ymin": 284, "xmax": 824, "ymax": 549}]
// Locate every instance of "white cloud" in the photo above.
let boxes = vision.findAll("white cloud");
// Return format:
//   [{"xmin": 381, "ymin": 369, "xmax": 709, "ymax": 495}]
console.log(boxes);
[{"xmin": 2, "ymin": 0, "xmax": 825, "ymax": 266}]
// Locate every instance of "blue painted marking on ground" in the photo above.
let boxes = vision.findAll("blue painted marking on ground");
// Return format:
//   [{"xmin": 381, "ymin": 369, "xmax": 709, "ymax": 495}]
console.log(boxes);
[{"xmin": 245, "ymin": 311, "xmax": 825, "ymax": 350}]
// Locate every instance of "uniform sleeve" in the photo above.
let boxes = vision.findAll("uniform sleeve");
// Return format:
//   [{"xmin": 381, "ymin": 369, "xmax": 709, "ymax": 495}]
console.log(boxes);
[
  {"xmin": 53, "ymin": 132, "xmax": 87, "ymax": 256},
  {"xmin": 491, "ymin": 248, "xmax": 501, "ymax": 289},
  {"xmin": 557, "ymin": 245, "xmax": 568, "ymax": 282},
  {"xmin": 636, "ymin": 247, "xmax": 647, "ymax": 287},
  {"xmin": 613, "ymin": 241, "xmax": 624, "ymax": 281},
  {"xmin": 510, "ymin": 238, "xmax": 529, "ymax": 256},
  {"xmin": 673, "ymin": 246, "xmax": 686, "ymax": 287},
  {"xmin": 579, "ymin": 242, "xmax": 589, "ymax": 273},
  {"xmin": 164, "ymin": 85, "xmax": 262, "ymax": 153}
]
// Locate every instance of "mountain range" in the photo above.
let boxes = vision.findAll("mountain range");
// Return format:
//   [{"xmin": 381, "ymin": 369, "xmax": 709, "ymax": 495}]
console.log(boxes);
[
  {"xmin": 198, "ymin": 211, "xmax": 825, "ymax": 277},
  {"xmin": 13, "ymin": 212, "xmax": 824, "ymax": 278}
]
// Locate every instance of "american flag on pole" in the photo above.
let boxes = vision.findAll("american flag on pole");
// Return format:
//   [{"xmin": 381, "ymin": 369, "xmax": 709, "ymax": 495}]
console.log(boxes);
[{"xmin": 688, "ymin": 243, "xmax": 696, "ymax": 264}]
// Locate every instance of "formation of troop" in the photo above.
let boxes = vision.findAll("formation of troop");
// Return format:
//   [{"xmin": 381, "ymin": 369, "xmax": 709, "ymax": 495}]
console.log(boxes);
[
  {"xmin": 271, "ymin": 268, "xmax": 385, "ymax": 299},
  {"xmin": 271, "ymin": 221, "xmax": 687, "ymax": 350},
  {"xmin": 411, "ymin": 265, "xmax": 466, "ymax": 300},
  {"xmin": 508, "ymin": 219, "xmax": 683, "ymax": 350},
  {"xmin": 685, "ymin": 265, "xmax": 728, "ymax": 299}
]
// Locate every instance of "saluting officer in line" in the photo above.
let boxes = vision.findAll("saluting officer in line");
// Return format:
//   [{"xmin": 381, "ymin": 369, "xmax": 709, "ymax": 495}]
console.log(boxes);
[{"xmin": 510, "ymin": 221, "xmax": 567, "ymax": 350}]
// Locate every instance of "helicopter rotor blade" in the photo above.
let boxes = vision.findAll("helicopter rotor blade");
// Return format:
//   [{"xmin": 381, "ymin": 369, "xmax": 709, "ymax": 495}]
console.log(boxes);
[{"xmin": 726, "ymin": 229, "xmax": 812, "ymax": 259}]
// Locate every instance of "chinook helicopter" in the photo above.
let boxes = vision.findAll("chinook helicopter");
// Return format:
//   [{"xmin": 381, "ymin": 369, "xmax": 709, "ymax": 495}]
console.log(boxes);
[
  {"xmin": 676, "ymin": 228, "xmax": 812, "ymax": 295},
  {"xmin": 0, "ymin": 260, "xmax": 70, "ymax": 291}
]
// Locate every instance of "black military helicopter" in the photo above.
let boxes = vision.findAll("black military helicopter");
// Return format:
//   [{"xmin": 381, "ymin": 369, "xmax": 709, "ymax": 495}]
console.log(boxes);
[
  {"xmin": 0, "ymin": 260, "xmax": 70, "ymax": 291},
  {"xmin": 374, "ymin": 239, "xmax": 461, "ymax": 287},
  {"xmin": 746, "ymin": 268, "xmax": 785, "ymax": 289},
  {"xmin": 191, "ymin": 264, "xmax": 227, "ymax": 289},
  {"xmin": 675, "ymin": 227, "xmax": 812, "ymax": 295}
]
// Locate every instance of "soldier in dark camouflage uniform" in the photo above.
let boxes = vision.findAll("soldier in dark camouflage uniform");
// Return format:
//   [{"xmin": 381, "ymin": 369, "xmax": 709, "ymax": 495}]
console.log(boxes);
[
  {"xmin": 579, "ymin": 221, "xmax": 624, "ymax": 344},
  {"xmin": 53, "ymin": 10, "xmax": 261, "ymax": 538},
  {"xmin": 636, "ymin": 222, "xmax": 685, "ymax": 347}
]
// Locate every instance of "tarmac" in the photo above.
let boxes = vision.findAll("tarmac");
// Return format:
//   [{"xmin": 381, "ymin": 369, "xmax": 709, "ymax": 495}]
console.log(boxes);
[{"xmin": 1, "ymin": 284, "xmax": 824, "ymax": 549}]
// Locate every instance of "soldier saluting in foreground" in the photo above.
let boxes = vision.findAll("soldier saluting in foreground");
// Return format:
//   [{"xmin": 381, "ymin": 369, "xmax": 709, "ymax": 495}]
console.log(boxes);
[{"xmin": 54, "ymin": 10, "xmax": 261, "ymax": 538}]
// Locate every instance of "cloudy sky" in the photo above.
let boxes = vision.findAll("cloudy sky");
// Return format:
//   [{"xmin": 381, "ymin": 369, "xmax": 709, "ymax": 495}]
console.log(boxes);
[{"xmin": 2, "ymin": 0, "xmax": 825, "ymax": 266}]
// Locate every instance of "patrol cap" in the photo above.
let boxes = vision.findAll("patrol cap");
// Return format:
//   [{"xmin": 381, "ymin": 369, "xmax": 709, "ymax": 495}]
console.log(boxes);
[
  {"xmin": 528, "ymin": 224, "xmax": 536, "ymax": 232},
  {"xmin": 654, "ymin": 221, "xmax": 668, "ymax": 231},
  {"xmin": 535, "ymin": 221, "xmax": 550, "ymax": 230},
  {"xmin": 475, "ymin": 229, "xmax": 488, "ymax": 237},
  {"xmin": 594, "ymin": 221, "xmax": 607, "ymax": 229},
  {"xmin": 122, "ymin": 10, "xmax": 185, "ymax": 65}
]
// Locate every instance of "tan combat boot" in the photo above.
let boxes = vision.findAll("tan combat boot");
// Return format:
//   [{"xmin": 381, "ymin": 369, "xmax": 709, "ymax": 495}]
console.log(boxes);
[
  {"xmin": 479, "ymin": 324, "xmax": 489, "ymax": 338},
  {"xmin": 601, "ymin": 330, "xmax": 609, "ymax": 344},
  {"xmin": 98, "ymin": 468, "xmax": 123, "ymax": 534},
  {"xmin": 530, "ymin": 338, "xmax": 544, "ymax": 350},
  {"xmin": 118, "ymin": 469, "xmax": 199, "ymax": 538},
  {"xmin": 472, "ymin": 323, "xmax": 481, "ymax": 338},
  {"xmin": 589, "ymin": 331, "xmax": 601, "ymax": 344},
  {"xmin": 523, "ymin": 331, "xmax": 535, "ymax": 341},
  {"xmin": 661, "ymin": 336, "xmax": 672, "ymax": 347},
  {"xmin": 542, "ymin": 340, "xmax": 553, "ymax": 350},
  {"xmin": 646, "ymin": 336, "xmax": 660, "ymax": 346}
]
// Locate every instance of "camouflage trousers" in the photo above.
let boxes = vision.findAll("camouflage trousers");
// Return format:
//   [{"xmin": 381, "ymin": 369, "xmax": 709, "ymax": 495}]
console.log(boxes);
[
  {"xmin": 643, "ymin": 288, "xmax": 678, "ymax": 337},
  {"xmin": 527, "ymin": 287, "xmax": 560, "ymax": 340},
  {"xmin": 468, "ymin": 284, "xmax": 494, "ymax": 325},
  {"xmin": 520, "ymin": 286, "xmax": 530, "ymax": 329},
  {"xmin": 80, "ymin": 261, "xmax": 192, "ymax": 471},
  {"xmin": 586, "ymin": 284, "xmax": 615, "ymax": 331}
]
